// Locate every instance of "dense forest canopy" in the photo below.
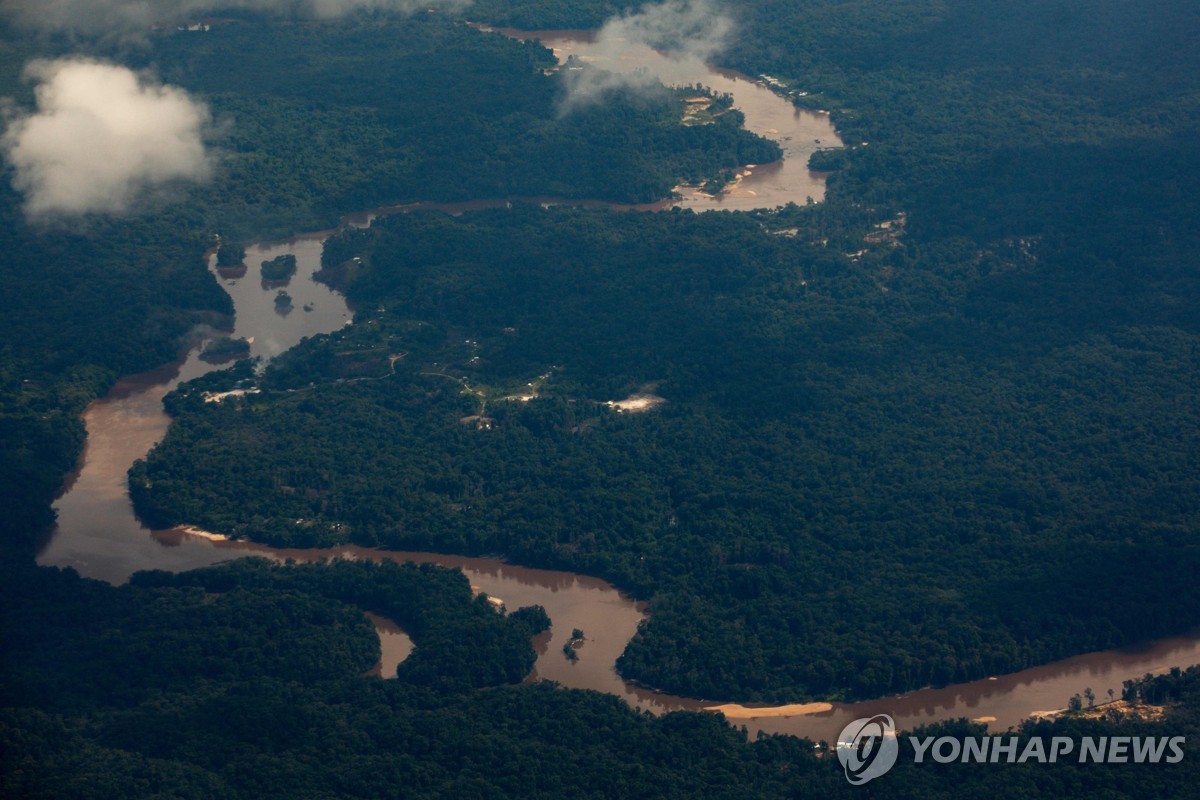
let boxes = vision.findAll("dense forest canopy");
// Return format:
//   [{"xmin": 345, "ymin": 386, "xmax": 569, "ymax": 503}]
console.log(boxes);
[
  {"xmin": 133, "ymin": 201, "xmax": 1200, "ymax": 701},
  {"xmin": 0, "ymin": 12, "xmax": 772, "ymax": 553},
  {"xmin": 3, "ymin": 0, "xmax": 1200, "ymax": 796},
  {"xmin": 5, "ymin": 553, "xmax": 1200, "ymax": 798}
]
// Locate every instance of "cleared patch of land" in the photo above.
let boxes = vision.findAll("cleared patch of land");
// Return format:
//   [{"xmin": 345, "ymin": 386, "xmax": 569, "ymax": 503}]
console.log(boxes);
[{"xmin": 605, "ymin": 392, "xmax": 667, "ymax": 413}]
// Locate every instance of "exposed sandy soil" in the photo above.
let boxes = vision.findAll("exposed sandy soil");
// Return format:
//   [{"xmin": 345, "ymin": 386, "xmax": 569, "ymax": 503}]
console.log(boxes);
[
  {"xmin": 202, "ymin": 388, "xmax": 261, "ymax": 403},
  {"xmin": 178, "ymin": 525, "xmax": 231, "ymax": 542},
  {"xmin": 605, "ymin": 393, "xmax": 667, "ymax": 413},
  {"xmin": 704, "ymin": 702, "xmax": 834, "ymax": 719},
  {"xmin": 1077, "ymin": 700, "xmax": 1166, "ymax": 722},
  {"xmin": 1029, "ymin": 700, "xmax": 1166, "ymax": 723}
]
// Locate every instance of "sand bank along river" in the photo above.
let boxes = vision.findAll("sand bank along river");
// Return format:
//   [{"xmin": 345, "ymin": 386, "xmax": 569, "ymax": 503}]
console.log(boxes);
[{"xmin": 36, "ymin": 32, "xmax": 1200, "ymax": 744}]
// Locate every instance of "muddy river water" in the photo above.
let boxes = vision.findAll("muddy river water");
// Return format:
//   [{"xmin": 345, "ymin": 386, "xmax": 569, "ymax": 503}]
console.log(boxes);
[{"xmin": 35, "ymin": 31, "xmax": 1200, "ymax": 744}]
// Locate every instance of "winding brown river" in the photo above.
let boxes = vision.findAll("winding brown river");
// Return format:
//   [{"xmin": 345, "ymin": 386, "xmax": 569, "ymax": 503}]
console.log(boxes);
[
  {"xmin": 493, "ymin": 27, "xmax": 837, "ymax": 209},
  {"xmin": 35, "ymin": 31, "xmax": 1200, "ymax": 744}
]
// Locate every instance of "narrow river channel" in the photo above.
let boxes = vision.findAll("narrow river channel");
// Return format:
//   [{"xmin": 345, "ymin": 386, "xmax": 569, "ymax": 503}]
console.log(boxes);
[{"xmin": 35, "ymin": 30, "xmax": 1200, "ymax": 745}]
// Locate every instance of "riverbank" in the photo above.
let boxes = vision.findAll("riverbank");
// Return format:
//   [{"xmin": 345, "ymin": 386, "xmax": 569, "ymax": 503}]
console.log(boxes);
[{"xmin": 36, "ymin": 26, "xmax": 1200, "ymax": 748}]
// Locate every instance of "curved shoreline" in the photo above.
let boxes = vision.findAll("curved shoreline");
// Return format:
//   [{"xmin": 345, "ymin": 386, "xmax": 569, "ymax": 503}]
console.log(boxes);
[
  {"xmin": 165, "ymin": 524, "xmax": 1200, "ymax": 743},
  {"xmin": 35, "ymin": 31, "xmax": 1200, "ymax": 745}
]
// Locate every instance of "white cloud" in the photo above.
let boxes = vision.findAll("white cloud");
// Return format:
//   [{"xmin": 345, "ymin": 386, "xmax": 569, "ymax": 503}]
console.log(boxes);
[
  {"xmin": 599, "ymin": 0, "xmax": 732, "ymax": 63},
  {"xmin": 1, "ymin": 0, "xmax": 468, "ymax": 36},
  {"xmin": 2, "ymin": 59, "xmax": 213, "ymax": 217},
  {"xmin": 560, "ymin": 0, "xmax": 734, "ymax": 112}
]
